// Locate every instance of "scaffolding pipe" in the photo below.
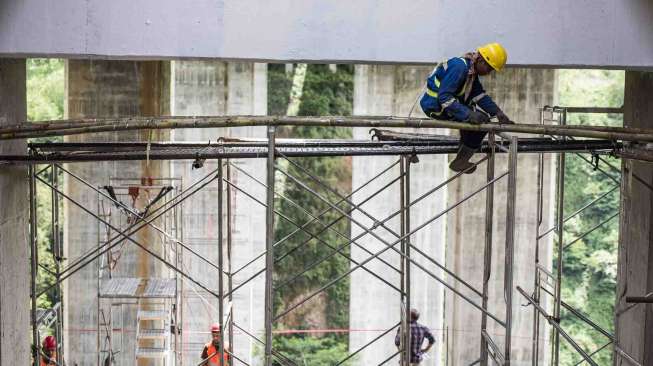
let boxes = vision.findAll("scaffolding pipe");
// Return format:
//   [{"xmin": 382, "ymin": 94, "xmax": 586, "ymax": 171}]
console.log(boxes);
[
  {"xmin": 504, "ymin": 136, "xmax": 518, "ymax": 365},
  {"xmin": 29, "ymin": 163, "xmax": 39, "ymax": 366},
  {"xmin": 264, "ymin": 126, "xmax": 276, "ymax": 366},
  {"xmin": 480, "ymin": 132, "xmax": 496, "ymax": 366},
  {"xmin": 517, "ymin": 287, "xmax": 599, "ymax": 366},
  {"xmin": 553, "ymin": 113, "xmax": 567, "ymax": 365},
  {"xmin": 217, "ymin": 159, "xmax": 226, "ymax": 365},
  {"xmin": 4, "ymin": 115, "xmax": 653, "ymax": 142}
]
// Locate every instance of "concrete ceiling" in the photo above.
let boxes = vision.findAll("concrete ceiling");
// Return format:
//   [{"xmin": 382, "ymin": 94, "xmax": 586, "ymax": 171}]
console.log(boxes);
[{"xmin": 1, "ymin": 0, "xmax": 652, "ymax": 69}]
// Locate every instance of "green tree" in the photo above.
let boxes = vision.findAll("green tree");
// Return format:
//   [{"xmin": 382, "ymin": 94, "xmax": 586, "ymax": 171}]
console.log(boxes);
[{"xmin": 269, "ymin": 64, "xmax": 353, "ymax": 363}]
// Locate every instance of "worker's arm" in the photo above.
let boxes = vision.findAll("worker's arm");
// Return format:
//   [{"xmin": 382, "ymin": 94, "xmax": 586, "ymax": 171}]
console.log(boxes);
[
  {"xmin": 470, "ymin": 78, "xmax": 513, "ymax": 123},
  {"xmin": 199, "ymin": 345, "xmax": 210, "ymax": 365},
  {"xmin": 421, "ymin": 327, "xmax": 436, "ymax": 353},
  {"xmin": 469, "ymin": 78, "xmax": 499, "ymax": 116},
  {"xmin": 437, "ymin": 59, "xmax": 473, "ymax": 121}
]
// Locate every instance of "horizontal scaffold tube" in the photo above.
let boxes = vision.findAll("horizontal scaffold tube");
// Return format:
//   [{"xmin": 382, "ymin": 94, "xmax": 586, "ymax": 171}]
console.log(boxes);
[{"xmin": 2, "ymin": 115, "xmax": 653, "ymax": 142}]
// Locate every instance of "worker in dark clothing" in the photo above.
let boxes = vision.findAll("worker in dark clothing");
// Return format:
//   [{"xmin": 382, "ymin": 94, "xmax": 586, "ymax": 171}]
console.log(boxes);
[
  {"xmin": 420, "ymin": 43, "xmax": 514, "ymax": 174},
  {"xmin": 395, "ymin": 309, "xmax": 435, "ymax": 365},
  {"xmin": 200, "ymin": 323, "xmax": 230, "ymax": 366}
]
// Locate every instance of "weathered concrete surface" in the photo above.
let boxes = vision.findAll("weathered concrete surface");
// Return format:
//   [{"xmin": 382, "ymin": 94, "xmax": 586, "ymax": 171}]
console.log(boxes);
[
  {"xmin": 615, "ymin": 71, "xmax": 653, "ymax": 366},
  {"xmin": 350, "ymin": 65, "xmax": 448, "ymax": 365},
  {"xmin": 445, "ymin": 69, "xmax": 556, "ymax": 365},
  {"xmin": 63, "ymin": 60, "xmax": 170, "ymax": 366},
  {"xmin": 2, "ymin": 0, "xmax": 653, "ymax": 68},
  {"xmin": 170, "ymin": 61, "xmax": 267, "ymax": 365},
  {"xmin": 0, "ymin": 59, "xmax": 29, "ymax": 366}
]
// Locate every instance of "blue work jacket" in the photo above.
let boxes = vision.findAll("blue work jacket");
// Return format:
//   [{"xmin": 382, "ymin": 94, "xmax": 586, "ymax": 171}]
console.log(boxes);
[{"xmin": 420, "ymin": 57, "xmax": 499, "ymax": 121}]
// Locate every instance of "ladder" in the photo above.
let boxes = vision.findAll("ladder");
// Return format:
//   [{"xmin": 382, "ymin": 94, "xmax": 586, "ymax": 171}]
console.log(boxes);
[{"xmin": 135, "ymin": 306, "xmax": 171, "ymax": 365}]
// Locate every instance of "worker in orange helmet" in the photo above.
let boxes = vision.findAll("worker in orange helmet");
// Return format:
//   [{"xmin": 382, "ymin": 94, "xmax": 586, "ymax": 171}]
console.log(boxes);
[
  {"xmin": 200, "ymin": 323, "xmax": 231, "ymax": 366},
  {"xmin": 40, "ymin": 335, "xmax": 58, "ymax": 366},
  {"xmin": 420, "ymin": 42, "xmax": 514, "ymax": 174}
]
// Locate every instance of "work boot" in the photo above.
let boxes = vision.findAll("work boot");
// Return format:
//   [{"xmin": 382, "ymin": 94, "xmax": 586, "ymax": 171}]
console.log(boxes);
[{"xmin": 449, "ymin": 145, "xmax": 477, "ymax": 174}]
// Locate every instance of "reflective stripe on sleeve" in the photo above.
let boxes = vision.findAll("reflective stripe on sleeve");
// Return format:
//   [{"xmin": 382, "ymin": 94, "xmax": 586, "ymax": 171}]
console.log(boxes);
[{"xmin": 472, "ymin": 92, "xmax": 487, "ymax": 103}]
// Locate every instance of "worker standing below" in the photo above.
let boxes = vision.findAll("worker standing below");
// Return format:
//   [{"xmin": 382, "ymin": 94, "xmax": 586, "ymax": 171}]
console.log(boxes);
[
  {"xmin": 420, "ymin": 43, "xmax": 514, "ymax": 174},
  {"xmin": 40, "ymin": 335, "xmax": 58, "ymax": 366},
  {"xmin": 200, "ymin": 323, "xmax": 230, "ymax": 366},
  {"xmin": 395, "ymin": 309, "xmax": 435, "ymax": 365}
]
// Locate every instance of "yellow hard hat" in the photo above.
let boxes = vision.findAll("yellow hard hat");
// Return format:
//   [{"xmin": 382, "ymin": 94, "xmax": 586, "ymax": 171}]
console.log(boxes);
[{"xmin": 478, "ymin": 43, "xmax": 507, "ymax": 71}]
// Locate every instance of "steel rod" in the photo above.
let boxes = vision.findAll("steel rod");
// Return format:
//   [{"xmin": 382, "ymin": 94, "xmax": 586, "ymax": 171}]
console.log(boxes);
[
  {"xmin": 4, "ymin": 115, "xmax": 653, "ymax": 142},
  {"xmin": 221, "ymin": 177, "xmax": 403, "ymax": 294},
  {"xmin": 226, "ymin": 161, "xmax": 234, "ymax": 366},
  {"xmin": 517, "ymin": 287, "xmax": 599, "ymax": 366},
  {"xmin": 274, "ymin": 172, "xmax": 509, "ymax": 326},
  {"xmin": 482, "ymin": 330, "xmax": 505, "ymax": 365},
  {"xmin": 56, "ymin": 163, "xmax": 222, "ymax": 275},
  {"xmin": 572, "ymin": 341, "xmax": 612, "ymax": 366},
  {"xmin": 563, "ymin": 212, "xmax": 619, "ymax": 251},
  {"xmin": 55, "ymin": 163, "xmax": 228, "ymax": 276},
  {"xmin": 537, "ymin": 185, "xmax": 619, "ymax": 240},
  {"xmin": 29, "ymin": 163, "xmax": 39, "ymax": 366},
  {"xmin": 336, "ymin": 323, "xmax": 400, "ymax": 366},
  {"xmin": 230, "ymin": 159, "xmax": 401, "ymax": 276},
  {"xmin": 404, "ymin": 157, "xmax": 412, "ymax": 366},
  {"xmin": 263, "ymin": 126, "xmax": 276, "ymax": 366},
  {"xmin": 217, "ymin": 159, "xmax": 225, "ymax": 363},
  {"xmin": 231, "ymin": 322, "xmax": 298, "ymax": 366},
  {"xmin": 277, "ymin": 157, "xmax": 487, "ymax": 299},
  {"xmin": 504, "ymin": 136, "xmax": 518, "ymax": 365},
  {"xmin": 553, "ymin": 126, "xmax": 566, "ymax": 365},
  {"xmin": 40, "ymin": 176, "xmax": 223, "ymax": 301},
  {"xmin": 480, "ymin": 132, "xmax": 495, "ymax": 366}
]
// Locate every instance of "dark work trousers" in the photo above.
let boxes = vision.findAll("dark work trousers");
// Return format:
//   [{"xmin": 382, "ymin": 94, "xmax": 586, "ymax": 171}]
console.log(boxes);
[{"xmin": 428, "ymin": 111, "xmax": 487, "ymax": 149}]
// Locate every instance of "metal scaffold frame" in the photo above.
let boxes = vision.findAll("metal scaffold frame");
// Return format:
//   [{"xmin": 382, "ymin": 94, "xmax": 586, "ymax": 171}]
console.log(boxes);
[{"xmin": 20, "ymin": 110, "xmax": 649, "ymax": 366}]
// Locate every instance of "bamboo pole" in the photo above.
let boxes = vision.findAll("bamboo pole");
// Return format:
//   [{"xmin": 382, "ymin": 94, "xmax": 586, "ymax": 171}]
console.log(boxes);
[{"xmin": 3, "ymin": 115, "xmax": 653, "ymax": 142}]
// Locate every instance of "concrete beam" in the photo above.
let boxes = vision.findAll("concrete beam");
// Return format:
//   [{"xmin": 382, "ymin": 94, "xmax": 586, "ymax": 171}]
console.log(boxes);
[
  {"xmin": 0, "ymin": 59, "xmax": 29, "ymax": 366},
  {"xmin": 1, "ymin": 0, "xmax": 653, "ymax": 69}
]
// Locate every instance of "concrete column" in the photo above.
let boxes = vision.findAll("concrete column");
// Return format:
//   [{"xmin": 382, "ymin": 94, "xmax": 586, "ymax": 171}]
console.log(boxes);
[
  {"xmin": 615, "ymin": 71, "xmax": 653, "ymax": 366},
  {"xmin": 445, "ymin": 69, "xmax": 556, "ymax": 365},
  {"xmin": 64, "ymin": 60, "xmax": 170, "ymax": 366},
  {"xmin": 170, "ymin": 61, "xmax": 267, "ymax": 366},
  {"xmin": 350, "ymin": 65, "xmax": 448, "ymax": 365},
  {"xmin": 0, "ymin": 59, "xmax": 29, "ymax": 366}
]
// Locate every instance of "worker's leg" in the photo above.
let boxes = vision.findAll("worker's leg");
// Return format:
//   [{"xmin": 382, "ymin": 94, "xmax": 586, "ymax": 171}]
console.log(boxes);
[{"xmin": 449, "ymin": 130, "xmax": 487, "ymax": 174}]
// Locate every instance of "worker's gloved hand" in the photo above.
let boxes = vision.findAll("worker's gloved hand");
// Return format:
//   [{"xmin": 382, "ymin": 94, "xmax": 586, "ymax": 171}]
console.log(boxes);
[
  {"xmin": 496, "ymin": 110, "xmax": 515, "ymax": 124},
  {"xmin": 467, "ymin": 110, "xmax": 490, "ymax": 124}
]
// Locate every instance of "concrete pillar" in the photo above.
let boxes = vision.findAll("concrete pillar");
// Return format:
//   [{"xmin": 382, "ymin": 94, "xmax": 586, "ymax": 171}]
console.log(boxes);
[
  {"xmin": 0, "ymin": 59, "xmax": 30, "ymax": 366},
  {"xmin": 445, "ymin": 69, "xmax": 556, "ymax": 365},
  {"xmin": 170, "ymin": 61, "xmax": 267, "ymax": 365},
  {"xmin": 615, "ymin": 71, "xmax": 653, "ymax": 366},
  {"xmin": 350, "ymin": 65, "xmax": 448, "ymax": 365},
  {"xmin": 64, "ymin": 60, "xmax": 170, "ymax": 366}
]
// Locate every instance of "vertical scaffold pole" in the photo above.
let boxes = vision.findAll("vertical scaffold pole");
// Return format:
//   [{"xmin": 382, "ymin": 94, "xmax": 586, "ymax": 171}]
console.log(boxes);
[
  {"xmin": 29, "ymin": 162, "xmax": 39, "ymax": 366},
  {"xmin": 51, "ymin": 164, "xmax": 64, "ymax": 366},
  {"xmin": 552, "ymin": 111, "xmax": 567, "ymax": 365},
  {"xmin": 403, "ymin": 156, "xmax": 413, "ymax": 366},
  {"xmin": 399, "ymin": 157, "xmax": 407, "ymax": 366},
  {"xmin": 532, "ymin": 110, "xmax": 546, "ymax": 366},
  {"xmin": 480, "ymin": 132, "xmax": 496, "ymax": 366},
  {"xmin": 226, "ymin": 161, "xmax": 234, "ymax": 366},
  {"xmin": 504, "ymin": 136, "xmax": 518, "ymax": 365},
  {"xmin": 264, "ymin": 126, "xmax": 277, "ymax": 366},
  {"xmin": 218, "ymin": 158, "xmax": 225, "ymax": 362}
]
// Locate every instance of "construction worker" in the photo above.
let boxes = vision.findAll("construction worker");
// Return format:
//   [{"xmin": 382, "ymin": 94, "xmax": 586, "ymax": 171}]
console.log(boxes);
[
  {"xmin": 40, "ymin": 335, "xmax": 58, "ymax": 366},
  {"xmin": 394, "ymin": 309, "xmax": 435, "ymax": 365},
  {"xmin": 420, "ymin": 42, "xmax": 514, "ymax": 173},
  {"xmin": 200, "ymin": 323, "xmax": 230, "ymax": 366}
]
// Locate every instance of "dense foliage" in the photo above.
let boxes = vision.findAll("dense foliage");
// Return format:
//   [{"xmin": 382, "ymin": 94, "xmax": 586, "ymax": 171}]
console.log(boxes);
[{"xmin": 269, "ymin": 64, "xmax": 354, "ymax": 364}]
